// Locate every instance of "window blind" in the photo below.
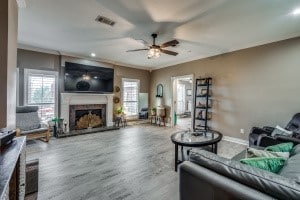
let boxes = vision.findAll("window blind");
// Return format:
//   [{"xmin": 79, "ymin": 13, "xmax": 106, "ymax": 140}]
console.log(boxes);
[
  {"xmin": 122, "ymin": 80, "xmax": 139, "ymax": 116},
  {"xmin": 26, "ymin": 71, "xmax": 56, "ymax": 121}
]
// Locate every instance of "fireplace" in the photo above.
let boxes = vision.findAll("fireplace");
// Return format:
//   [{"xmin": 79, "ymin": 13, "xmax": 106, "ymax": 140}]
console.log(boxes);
[
  {"xmin": 60, "ymin": 93, "xmax": 114, "ymax": 132},
  {"xmin": 69, "ymin": 104, "xmax": 106, "ymax": 131}
]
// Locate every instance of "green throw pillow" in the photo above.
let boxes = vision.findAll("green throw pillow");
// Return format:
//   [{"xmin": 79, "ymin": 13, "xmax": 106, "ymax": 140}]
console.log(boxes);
[
  {"xmin": 264, "ymin": 142, "xmax": 294, "ymax": 153},
  {"xmin": 240, "ymin": 157, "xmax": 286, "ymax": 173}
]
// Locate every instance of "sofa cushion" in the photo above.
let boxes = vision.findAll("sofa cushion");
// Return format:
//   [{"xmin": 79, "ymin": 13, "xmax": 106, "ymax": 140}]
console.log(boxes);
[
  {"xmin": 271, "ymin": 125, "xmax": 293, "ymax": 137},
  {"xmin": 16, "ymin": 112, "xmax": 40, "ymax": 131},
  {"xmin": 240, "ymin": 157, "xmax": 286, "ymax": 173},
  {"xmin": 279, "ymin": 153, "xmax": 300, "ymax": 184},
  {"xmin": 189, "ymin": 150, "xmax": 300, "ymax": 200}
]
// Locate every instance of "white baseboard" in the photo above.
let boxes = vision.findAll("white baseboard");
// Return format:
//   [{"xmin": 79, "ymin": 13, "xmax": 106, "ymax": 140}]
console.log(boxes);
[{"xmin": 223, "ymin": 136, "xmax": 249, "ymax": 146}]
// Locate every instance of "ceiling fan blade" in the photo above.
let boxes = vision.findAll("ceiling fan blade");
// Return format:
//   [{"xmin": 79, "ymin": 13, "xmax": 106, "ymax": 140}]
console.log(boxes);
[
  {"xmin": 126, "ymin": 49, "xmax": 148, "ymax": 52},
  {"xmin": 160, "ymin": 40, "xmax": 179, "ymax": 48},
  {"xmin": 135, "ymin": 39, "xmax": 150, "ymax": 47},
  {"xmin": 160, "ymin": 49, "xmax": 178, "ymax": 56}
]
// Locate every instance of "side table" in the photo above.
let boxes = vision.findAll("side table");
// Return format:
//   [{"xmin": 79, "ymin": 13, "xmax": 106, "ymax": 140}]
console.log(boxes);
[
  {"xmin": 171, "ymin": 130, "xmax": 223, "ymax": 171},
  {"xmin": 149, "ymin": 115, "xmax": 156, "ymax": 124}
]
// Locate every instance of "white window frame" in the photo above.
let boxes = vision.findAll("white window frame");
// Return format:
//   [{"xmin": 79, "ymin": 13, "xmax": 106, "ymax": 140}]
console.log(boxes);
[
  {"xmin": 24, "ymin": 69, "xmax": 58, "ymax": 122},
  {"xmin": 122, "ymin": 78, "xmax": 140, "ymax": 119}
]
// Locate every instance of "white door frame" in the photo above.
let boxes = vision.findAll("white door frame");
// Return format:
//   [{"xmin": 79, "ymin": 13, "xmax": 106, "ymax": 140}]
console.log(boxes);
[{"xmin": 170, "ymin": 74, "xmax": 194, "ymax": 128}]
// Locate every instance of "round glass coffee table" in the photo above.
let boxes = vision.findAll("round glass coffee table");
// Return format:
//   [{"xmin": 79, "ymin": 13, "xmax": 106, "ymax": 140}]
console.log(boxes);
[{"xmin": 171, "ymin": 130, "xmax": 222, "ymax": 171}]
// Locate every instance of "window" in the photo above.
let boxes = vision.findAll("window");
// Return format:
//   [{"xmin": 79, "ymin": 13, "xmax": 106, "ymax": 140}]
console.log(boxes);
[
  {"xmin": 122, "ymin": 79, "xmax": 139, "ymax": 117},
  {"xmin": 24, "ymin": 69, "xmax": 58, "ymax": 122}
]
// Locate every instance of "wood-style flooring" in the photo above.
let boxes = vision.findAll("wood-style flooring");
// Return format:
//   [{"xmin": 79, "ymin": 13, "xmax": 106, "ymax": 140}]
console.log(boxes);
[{"xmin": 26, "ymin": 124, "xmax": 246, "ymax": 200}]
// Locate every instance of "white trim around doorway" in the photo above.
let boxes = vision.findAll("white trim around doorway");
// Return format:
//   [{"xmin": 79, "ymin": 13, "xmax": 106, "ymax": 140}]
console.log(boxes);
[{"xmin": 170, "ymin": 74, "xmax": 194, "ymax": 129}]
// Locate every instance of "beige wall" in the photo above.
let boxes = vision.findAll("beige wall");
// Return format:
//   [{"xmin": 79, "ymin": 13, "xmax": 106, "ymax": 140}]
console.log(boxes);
[
  {"xmin": 150, "ymin": 37, "xmax": 300, "ymax": 140},
  {"xmin": 0, "ymin": 0, "xmax": 18, "ymax": 129},
  {"xmin": 113, "ymin": 65, "xmax": 150, "ymax": 111},
  {"xmin": 17, "ymin": 49, "xmax": 60, "ymax": 70},
  {"xmin": 114, "ymin": 65, "xmax": 150, "ymax": 93}
]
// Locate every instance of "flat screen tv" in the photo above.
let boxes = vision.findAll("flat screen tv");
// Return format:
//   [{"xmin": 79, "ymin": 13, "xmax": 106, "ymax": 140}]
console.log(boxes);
[{"xmin": 64, "ymin": 62, "xmax": 114, "ymax": 93}]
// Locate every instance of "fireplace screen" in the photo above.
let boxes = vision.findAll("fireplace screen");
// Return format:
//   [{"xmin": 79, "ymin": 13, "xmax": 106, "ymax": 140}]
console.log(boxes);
[
  {"xmin": 69, "ymin": 104, "xmax": 106, "ymax": 131},
  {"xmin": 75, "ymin": 109, "xmax": 102, "ymax": 130}
]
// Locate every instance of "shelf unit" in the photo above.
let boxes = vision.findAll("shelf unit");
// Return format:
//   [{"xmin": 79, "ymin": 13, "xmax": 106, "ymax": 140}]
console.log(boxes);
[{"xmin": 193, "ymin": 77, "xmax": 212, "ymax": 131}]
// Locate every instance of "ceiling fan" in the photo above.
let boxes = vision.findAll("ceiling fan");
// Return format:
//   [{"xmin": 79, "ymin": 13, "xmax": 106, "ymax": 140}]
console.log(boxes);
[{"xmin": 126, "ymin": 33, "xmax": 179, "ymax": 59}]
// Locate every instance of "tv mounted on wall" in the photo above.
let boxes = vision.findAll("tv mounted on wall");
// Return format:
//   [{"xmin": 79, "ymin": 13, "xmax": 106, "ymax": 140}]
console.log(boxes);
[{"xmin": 64, "ymin": 62, "xmax": 114, "ymax": 93}]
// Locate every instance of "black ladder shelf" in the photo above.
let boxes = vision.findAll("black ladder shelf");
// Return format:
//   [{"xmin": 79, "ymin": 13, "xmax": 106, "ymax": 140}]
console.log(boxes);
[{"xmin": 193, "ymin": 77, "xmax": 212, "ymax": 131}]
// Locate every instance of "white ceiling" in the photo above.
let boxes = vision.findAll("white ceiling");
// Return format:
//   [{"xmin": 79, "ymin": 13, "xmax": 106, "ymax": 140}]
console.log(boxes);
[{"xmin": 18, "ymin": 0, "xmax": 300, "ymax": 70}]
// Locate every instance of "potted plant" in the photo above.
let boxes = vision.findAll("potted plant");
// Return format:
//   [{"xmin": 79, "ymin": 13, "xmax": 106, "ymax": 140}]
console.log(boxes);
[
  {"xmin": 116, "ymin": 106, "xmax": 123, "ymax": 117},
  {"xmin": 150, "ymin": 107, "xmax": 156, "ymax": 116}
]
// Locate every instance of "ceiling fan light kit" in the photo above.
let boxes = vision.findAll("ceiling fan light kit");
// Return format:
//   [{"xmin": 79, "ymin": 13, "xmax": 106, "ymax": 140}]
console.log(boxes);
[
  {"xmin": 148, "ymin": 47, "xmax": 161, "ymax": 59},
  {"xmin": 127, "ymin": 33, "xmax": 179, "ymax": 59}
]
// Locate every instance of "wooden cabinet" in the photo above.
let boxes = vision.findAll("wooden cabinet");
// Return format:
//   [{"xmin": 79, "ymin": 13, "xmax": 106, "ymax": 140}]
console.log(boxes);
[
  {"xmin": 0, "ymin": 137, "xmax": 26, "ymax": 200},
  {"xmin": 193, "ymin": 78, "xmax": 212, "ymax": 131}
]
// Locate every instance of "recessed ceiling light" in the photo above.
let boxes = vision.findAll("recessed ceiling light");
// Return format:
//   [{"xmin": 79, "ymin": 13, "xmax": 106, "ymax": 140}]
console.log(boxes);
[
  {"xmin": 292, "ymin": 8, "xmax": 300, "ymax": 15},
  {"xmin": 91, "ymin": 53, "xmax": 96, "ymax": 57}
]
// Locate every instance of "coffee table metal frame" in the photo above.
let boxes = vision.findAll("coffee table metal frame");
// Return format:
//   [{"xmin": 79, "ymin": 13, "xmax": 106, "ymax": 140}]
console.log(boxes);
[{"xmin": 171, "ymin": 130, "xmax": 223, "ymax": 171}]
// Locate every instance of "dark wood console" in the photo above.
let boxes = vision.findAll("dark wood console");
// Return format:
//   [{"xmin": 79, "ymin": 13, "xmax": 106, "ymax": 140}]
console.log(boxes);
[{"xmin": 0, "ymin": 137, "xmax": 26, "ymax": 200}]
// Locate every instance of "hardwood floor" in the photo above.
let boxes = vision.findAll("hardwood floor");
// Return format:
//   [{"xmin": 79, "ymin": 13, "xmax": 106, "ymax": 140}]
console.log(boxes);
[
  {"xmin": 26, "ymin": 124, "xmax": 246, "ymax": 200},
  {"xmin": 176, "ymin": 117, "xmax": 192, "ymax": 130}
]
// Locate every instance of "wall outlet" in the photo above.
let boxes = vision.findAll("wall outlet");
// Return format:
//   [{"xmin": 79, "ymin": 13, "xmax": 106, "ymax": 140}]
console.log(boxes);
[{"xmin": 240, "ymin": 129, "xmax": 245, "ymax": 134}]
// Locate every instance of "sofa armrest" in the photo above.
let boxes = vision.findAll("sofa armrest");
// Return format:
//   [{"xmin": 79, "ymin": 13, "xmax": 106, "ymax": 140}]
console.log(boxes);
[
  {"xmin": 180, "ymin": 162, "xmax": 274, "ymax": 200},
  {"xmin": 188, "ymin": 150, "xmax": 300, "ymax": 199},
  {"xmin": 257, "ymin": 134, "xmax": 300, "ymax": 147},
  {"xmin": 262, "ymin": 126, "xmax": 275, "ymax": 133},
  {"xmin": 257, "ymin": 135, "xmax": 281, "ymax": 147},
  {"xmin": 16, "ymin": 128, "xmax": 21, "ymax": 137},
  {"xmin": 250, "ymin": 127, "xmax": 272, "ymax": 135}
]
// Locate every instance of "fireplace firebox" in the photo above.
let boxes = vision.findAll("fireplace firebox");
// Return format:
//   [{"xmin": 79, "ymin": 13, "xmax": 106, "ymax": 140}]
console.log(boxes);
[{"xmin": 69, "ymin": 104, "xmax": 106, "ymax": 131}]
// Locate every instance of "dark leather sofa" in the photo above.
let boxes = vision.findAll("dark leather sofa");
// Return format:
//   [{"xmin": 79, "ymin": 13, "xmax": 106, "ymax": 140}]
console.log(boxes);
[{"xmin": 179, "ymin": 149, "xmax": 300, "ymax": 200}]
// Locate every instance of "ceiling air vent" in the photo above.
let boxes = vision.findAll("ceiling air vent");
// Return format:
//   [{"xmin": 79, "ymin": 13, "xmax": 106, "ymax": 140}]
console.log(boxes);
[{"xmin": 95, "ymin": 15, "xmax": 115, "ymax": 26}]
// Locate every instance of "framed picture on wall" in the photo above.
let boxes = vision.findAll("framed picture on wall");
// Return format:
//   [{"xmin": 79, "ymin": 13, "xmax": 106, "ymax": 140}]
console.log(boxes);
[{"xmin": 187, "ymin": 89, "xmax": 192, "ymax": 96}]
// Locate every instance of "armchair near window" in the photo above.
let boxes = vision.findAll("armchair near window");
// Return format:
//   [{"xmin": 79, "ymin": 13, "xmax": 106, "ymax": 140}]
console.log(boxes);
[
  {"xmin": 138, "ymin": 107, "xmax": 148, "ymax": 119},
  {"xmin": 16, "ymin": 106, "xmax": 50, "ymax": 142},
  {"xmin": 249, "ymin": 113, "xmax": 300, "ymax": 147}
]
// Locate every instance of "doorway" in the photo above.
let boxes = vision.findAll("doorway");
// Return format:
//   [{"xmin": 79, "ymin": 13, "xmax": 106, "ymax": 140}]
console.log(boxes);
[{"xmin": 171, "ymin": 75, "xmax": 193, "ymax": 130}]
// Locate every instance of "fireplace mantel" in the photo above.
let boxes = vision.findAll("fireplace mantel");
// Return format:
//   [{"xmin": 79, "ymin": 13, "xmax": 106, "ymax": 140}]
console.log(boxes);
[{"xmin": 60, "ymin": 93, "xmax": 114, "ymax": 131}]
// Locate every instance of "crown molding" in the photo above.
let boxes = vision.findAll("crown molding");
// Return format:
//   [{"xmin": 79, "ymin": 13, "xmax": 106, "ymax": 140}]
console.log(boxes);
[{"xmin": 18, "ymin": 44, "xmax": 60, "ymax": 55}]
